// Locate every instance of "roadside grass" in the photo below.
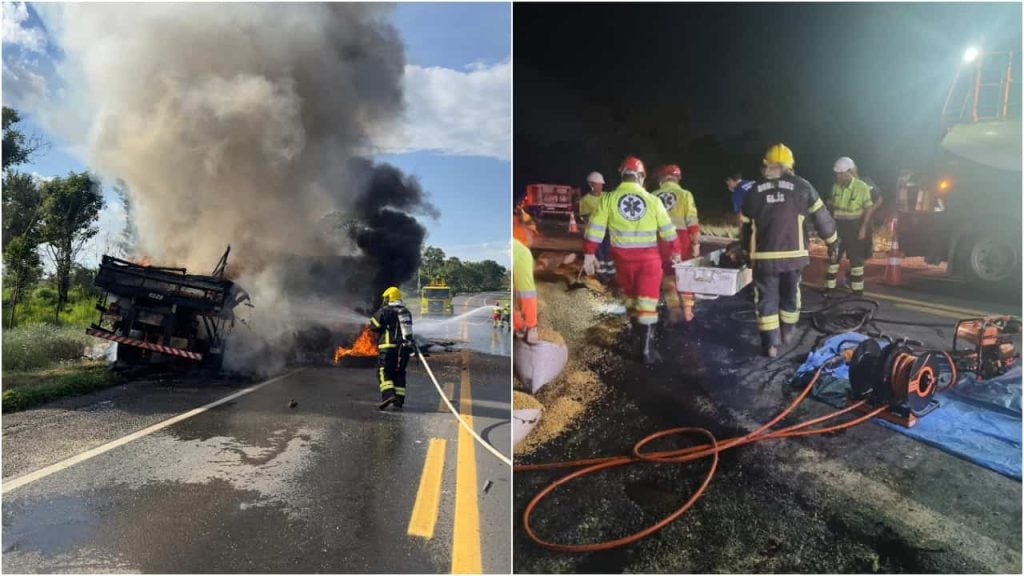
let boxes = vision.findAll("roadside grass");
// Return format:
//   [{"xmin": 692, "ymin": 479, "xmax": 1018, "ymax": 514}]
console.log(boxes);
[
  {"xmin": 3, "ymin": 324, "xmax": 94, "ymax": 371},
  {"xmin": 2, "ymin": 360, "xmax": 121, "ymax": 413},
  {"xmin": 2, "ymin": 323, "xmax": 120, "ymax": 413}
]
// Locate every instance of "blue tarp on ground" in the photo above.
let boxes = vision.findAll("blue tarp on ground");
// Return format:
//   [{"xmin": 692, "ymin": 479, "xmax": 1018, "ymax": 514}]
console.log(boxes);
[{"xmin": 794, "ymin": 334, "xmax": 1023, "ymax": 479}]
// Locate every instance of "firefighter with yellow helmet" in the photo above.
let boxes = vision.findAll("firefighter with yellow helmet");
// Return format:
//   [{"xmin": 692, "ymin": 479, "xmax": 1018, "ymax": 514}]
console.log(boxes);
[
  {"xmin": 582, "ymin": 155, "xmax": 681, "ymax": 363},
  {"xmin": 371, "ymin": 286, "xmax": 415, "ymax": 410},
  {"xmin": 742, "ymin": 144, "xmax": 840, "ymax": 357}
]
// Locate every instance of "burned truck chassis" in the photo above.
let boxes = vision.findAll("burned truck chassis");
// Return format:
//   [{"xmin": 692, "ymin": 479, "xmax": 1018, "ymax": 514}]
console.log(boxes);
[{"xmin": 88, "ymin": 247, "xmax": 248, "ymax": 371}]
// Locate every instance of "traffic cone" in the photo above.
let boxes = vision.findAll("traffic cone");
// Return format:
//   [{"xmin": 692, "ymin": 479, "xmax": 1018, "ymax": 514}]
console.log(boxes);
[
  {"xmin": 568, "ymin": 212, "xmax": 579, "ymax": 233},
  {"xmin": 883, "ymin": 217, "xmax": 903, "ymax": 286}
]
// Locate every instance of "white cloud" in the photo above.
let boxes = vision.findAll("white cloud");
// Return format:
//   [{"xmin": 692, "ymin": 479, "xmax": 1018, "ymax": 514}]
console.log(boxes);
[
  {"xmin": 373, "ymin": 61, "xmax": 510, "ymax": 161},
  {"xmin": 2, "ymin": 2, "xmax": 46, "ymax": 53},
  {"xmin": 442, "ymin": 240, "xmax": 511, "ymax": 266},
  {"xmin": 2, "ymin": 56, "xmax": 49, "ymax": 107}
]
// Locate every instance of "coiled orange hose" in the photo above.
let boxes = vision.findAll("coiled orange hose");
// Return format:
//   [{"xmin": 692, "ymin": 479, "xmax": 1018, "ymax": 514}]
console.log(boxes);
[{"xmin": 517, "ymin": 364, "xmax": 888, "ymax": 552}]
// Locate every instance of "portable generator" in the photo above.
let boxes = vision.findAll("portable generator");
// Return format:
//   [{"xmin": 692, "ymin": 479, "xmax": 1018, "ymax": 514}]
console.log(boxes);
[{"xmin": 950, "ymin": 316, "xmax": 1021, "ymax": 380}]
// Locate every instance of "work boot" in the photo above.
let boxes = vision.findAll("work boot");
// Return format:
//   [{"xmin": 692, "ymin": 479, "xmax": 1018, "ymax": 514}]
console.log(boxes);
[
  {"xmin": 761, "ymin": 332, "xmax": 780, "ymax": 358},
  {"xmin": 780, "ymin": 323, "xmax": 794, "ymax": 345},
  {"xmin": 378, "ymin": 396, "xmax": 396, "ymax": 410},
  {"xmin": 391, "ymin": 402, "xmax": 404, "ymax": 412},
  {"xmin": 641, "ymin": 324, "xmax": 662, "ymax": 364}
]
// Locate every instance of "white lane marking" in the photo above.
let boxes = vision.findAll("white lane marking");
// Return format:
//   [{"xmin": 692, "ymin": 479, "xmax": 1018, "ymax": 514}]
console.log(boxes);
[{"xmin": 2, "ymin": 368, "xmax": 305, "ymax": 494}]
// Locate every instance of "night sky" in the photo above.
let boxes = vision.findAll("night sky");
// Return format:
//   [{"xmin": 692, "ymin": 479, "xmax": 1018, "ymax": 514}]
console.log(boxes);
[{"xmin": 514, "ymin": 2, "xmax": 1022, "ymax": 218}]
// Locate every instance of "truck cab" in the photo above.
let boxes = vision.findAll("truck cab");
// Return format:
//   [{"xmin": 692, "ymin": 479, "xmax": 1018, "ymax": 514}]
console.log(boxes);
[
  {"xmin": 897, "ymin": 49, "xmax": 1021, "ymax": 291},
  {"xmin": 420, "ymin": 280, "xmax": 453, "ymax": 315}
]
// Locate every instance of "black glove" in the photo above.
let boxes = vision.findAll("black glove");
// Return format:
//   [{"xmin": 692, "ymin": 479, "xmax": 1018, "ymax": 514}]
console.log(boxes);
[{"xmin": 827, "ymin": 239, "xmax": 842, "ymax": 264}]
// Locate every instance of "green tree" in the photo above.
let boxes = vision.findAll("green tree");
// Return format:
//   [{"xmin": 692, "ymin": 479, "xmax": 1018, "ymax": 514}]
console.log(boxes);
[
  {"xmin": 2, "ymin": 171, "xmax": 45, "ymax": 327},
  {"xmin": 39, "ymin": 172, "xmax": 104, "ymax": 322},
  {"xmin": 2, "ymin": 107, "xmax": 43, "ymax": 172},
  {"xmin": 473, "ymin": 259, "xmax": 507, "ymax": 291},
  {"xmin": 420, "ymin": 246, "xmax": 446, "ymax": 286}
]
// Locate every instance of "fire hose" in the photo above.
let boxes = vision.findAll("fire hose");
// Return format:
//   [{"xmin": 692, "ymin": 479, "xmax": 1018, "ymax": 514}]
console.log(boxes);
[
  {"xmin": 416, "ymin": 350, "xmax": 513, "ymax": 467},
  {"xmin": 515, "ymin": 361, "xmax": 890, "ymax": 552}
]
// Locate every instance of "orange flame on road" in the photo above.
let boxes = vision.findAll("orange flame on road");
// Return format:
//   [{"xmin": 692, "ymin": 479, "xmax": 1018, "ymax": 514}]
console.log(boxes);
[{"xmin": 334, "ymin": 325, "xmax": 378, "ymax": 363}]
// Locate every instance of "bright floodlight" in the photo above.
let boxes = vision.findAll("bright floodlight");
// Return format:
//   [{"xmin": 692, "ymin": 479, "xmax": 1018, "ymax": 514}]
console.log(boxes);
[{"xmin": 963, "ymin": 47, "xmax": 980, "ymax": 63}]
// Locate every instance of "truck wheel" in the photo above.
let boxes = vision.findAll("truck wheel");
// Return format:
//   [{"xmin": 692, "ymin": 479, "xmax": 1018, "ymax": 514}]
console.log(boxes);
[{"xmin": 957, "ymin": 232, "xmax": 1020, "ymax": 286}]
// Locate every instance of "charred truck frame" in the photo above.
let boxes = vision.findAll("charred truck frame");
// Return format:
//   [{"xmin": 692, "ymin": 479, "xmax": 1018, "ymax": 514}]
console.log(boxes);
[{"xmin": 87, "ymin": 247, "xmax": 250, "ymax": 370}]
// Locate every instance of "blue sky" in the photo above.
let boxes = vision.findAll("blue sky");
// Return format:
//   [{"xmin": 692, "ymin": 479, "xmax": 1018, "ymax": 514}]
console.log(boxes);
[{"xmin": 2, "ymin": 2, "xmax": 511, "ymax": 266}]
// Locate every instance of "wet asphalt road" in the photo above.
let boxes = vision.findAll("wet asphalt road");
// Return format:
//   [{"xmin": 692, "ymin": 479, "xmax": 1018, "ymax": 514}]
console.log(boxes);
[
  {"xmin": 417, "ymin": 292, "xmax": 512, "ymax": 358},
  {"xmin": 3, "ymin": 346, "xmax": 510, "ymax": 572},
  {"xmin": 514, "ymin": 257, "xmax": 1021, "ymax": 573}
]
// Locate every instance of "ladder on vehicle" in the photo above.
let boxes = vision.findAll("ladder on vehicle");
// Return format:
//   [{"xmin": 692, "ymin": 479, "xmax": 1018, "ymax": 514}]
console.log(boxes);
[{"xmin": 942, "ymin": 50, "xmax": 1020, "ymax": 125}]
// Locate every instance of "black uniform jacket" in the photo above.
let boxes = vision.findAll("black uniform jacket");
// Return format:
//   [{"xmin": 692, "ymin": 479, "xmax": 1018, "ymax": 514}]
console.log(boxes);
[{"xmin": 741, "ymin": 174, "xmax": 838, "ymax": 274}]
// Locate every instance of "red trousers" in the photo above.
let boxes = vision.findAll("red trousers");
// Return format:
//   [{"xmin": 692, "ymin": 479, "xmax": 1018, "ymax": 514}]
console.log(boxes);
[{"xmin": 613, "ymin": 253, "xmax": 662, "ymax": 325}]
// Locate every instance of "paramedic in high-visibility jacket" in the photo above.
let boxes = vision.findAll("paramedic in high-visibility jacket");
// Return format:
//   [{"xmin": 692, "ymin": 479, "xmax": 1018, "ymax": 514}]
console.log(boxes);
[
  {"xmin": 742, "ymin": 144, "xmax": 840, "ymax": 358},
  {"xmin": 582, "ymin": 156, "xmax": 681, "ymax": 364},
  {"xmin": 653, "ymin": 164, "xmax": 700, "ymax": 324}
]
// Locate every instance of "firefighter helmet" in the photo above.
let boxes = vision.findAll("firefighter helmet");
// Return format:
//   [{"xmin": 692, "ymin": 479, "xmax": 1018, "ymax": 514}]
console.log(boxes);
[
  {"xmin": 382, "ymin": 286, "xmax": 402, "ymax": 303},
  {"xmin": 586, "ymin": 171, "xmax": 605, "ymax": 184},
  {"xmin": 763, "ymin": 143, "xmax": 795, "ymax": 169},
  {"xmin": 619, "ymin": 156, "xmax": 646, "ymax": 178},
  {"xmin": 656, "ymin": 164, "xmax": 682, "ymax": 181}
]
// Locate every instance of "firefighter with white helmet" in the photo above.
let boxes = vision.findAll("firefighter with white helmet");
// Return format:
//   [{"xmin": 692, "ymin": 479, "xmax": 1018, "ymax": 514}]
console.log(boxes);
[
  {"xmin": 826, "ymin": 156, "xmax": 875, "ymax": 294},
  {"xmin": 580, "ymin": 171, "xmax": 606, "ymax": 221},
  {"xmin": 582, "ymin": 155, "xmax": 681, "ymax": 363},
  {"xmin": 371, "ymin": 286, "xmax": 415, "ymax": 410},
  {"xmin": 580, "ymin": 170, "xmax": 615, "ymax": 283},
  {"xmin": 742, "ymin": 144, "xmax": 840, "ymax": 357}
]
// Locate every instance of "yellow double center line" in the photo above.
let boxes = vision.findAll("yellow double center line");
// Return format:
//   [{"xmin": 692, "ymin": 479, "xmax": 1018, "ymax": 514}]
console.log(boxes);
[
  {"xmin": 451, "ymin": 351, "xmax": 482, "ymax": 573},
  {"xmin": 406, "ymin": 352, "xmax": 482, "ymax": 573}
]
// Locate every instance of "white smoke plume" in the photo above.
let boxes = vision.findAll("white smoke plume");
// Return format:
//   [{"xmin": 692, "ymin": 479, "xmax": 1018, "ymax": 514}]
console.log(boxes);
[{"xmin": 37, "ymin": 4, "xmax": 437, "ymax": 374}]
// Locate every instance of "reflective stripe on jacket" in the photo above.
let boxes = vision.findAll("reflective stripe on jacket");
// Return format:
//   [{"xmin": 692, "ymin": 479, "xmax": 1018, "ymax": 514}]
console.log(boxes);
[
  {"xmin": 371, "ymin": 301, "xmax": 413, "ymax": 349},
  {"xmin": 741, "ymin": 174, "xmax": 838, "ymax": 273},
  {"xmin": 583, "ymin": 182, "xmax": 679, "ymax": 255},
  {"xmin": 653, "ymin": 181, "xmax": 700, "ymax": 235},
  {"xmin": 828, "ymin": 178, "xmax": 874, "ymax": 220}
]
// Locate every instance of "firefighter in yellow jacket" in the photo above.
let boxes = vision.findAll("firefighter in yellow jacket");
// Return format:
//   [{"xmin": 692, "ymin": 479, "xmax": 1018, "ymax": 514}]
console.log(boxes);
[
  {"xmin": 653, "ymin": 164, "xmax": 700, "ymax": 324},
  {"xmin": 582, "ymin": 156, "xmax": 681, "ymax": 363}
]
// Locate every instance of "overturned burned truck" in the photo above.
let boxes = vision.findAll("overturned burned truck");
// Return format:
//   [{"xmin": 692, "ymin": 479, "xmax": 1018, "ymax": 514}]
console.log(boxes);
[{"xmin": 86, "ymin": 247, "xmax": 250, "ymax": 370}]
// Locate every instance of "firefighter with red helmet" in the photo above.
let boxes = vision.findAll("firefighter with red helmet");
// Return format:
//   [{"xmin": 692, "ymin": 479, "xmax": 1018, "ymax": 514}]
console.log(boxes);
[
  {"xmin": 653, "ymin": 164, "xmax": 700, "ymax": 324},
  {"xmin": 582, "ymin": 156, "xmax": 681, "ymax": 363}
]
